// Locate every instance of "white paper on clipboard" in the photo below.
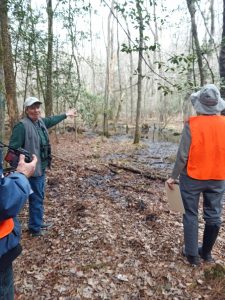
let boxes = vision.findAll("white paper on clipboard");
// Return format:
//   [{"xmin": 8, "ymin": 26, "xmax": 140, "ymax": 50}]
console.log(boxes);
[{"xmin": 165, "ymin": 183, "xmax": 185, "ymax": 214}]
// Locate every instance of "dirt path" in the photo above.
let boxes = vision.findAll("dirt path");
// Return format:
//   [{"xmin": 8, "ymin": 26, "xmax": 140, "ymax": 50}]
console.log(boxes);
[{"xmin": 14, "ymin": 134, "xmax": 225, "ymax": 299}]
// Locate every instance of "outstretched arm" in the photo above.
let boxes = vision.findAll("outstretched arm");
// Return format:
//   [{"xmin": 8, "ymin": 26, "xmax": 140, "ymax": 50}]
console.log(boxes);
[{"xmin": 43, "ymin": 109, "xmax": 77, "ymax": 129}]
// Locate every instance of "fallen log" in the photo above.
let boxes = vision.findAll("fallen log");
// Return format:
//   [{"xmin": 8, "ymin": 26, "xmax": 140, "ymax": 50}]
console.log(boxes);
[{"xmin": 109, "ymin": 162, "xmax": 168, "ymax": 181}]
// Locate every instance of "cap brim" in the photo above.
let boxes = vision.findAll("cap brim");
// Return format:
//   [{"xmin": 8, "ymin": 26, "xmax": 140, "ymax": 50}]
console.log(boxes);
[{"xmin": 24, "ymin": 101, "xmax": 42, "ymax": 107}]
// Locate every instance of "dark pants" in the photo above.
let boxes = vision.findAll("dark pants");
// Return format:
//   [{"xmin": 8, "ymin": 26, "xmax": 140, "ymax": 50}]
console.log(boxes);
[
  {"xmin": 180, "ymin": 174, "xmax": 225, "ymax": 256},
  {"xmin": 28, "ymin": 172, "xmax": 46, "ymax": 233},
  {"xmin": 0, "ymin": 264, "xmax": 14, "ymax": 300}
]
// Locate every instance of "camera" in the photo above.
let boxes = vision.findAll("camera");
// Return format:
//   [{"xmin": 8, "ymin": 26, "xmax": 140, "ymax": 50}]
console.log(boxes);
[
  {"xmin": 0, "ymin": 141, "xmax": 32, "ymax": 173},
  {"xmin": 4, "ymin": 148, "xmax": 32, "ymax": 168}
]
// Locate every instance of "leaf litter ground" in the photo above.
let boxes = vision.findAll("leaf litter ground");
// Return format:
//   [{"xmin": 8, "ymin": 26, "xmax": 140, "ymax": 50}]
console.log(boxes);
[{"xmin": 14, "ymin": 133, "xmax": 225, "ymax": 299}]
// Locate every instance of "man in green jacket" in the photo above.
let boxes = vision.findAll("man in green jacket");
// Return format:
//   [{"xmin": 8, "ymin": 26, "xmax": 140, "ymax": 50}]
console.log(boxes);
[{"xmin": 9, "ymin": 97, "xmax": 76, "ymax": 237}]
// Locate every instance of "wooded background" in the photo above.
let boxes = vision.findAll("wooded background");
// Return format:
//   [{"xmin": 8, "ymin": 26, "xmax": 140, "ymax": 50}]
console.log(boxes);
[{"xmin": 0, "ymin": 0, "xmax": 225, "ymax": 143}]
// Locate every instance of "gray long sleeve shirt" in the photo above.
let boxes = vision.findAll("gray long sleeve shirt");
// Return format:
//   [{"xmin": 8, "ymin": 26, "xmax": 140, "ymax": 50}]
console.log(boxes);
[{"xmin": 171, "ymin": 122, "xmax": 191, "ymax": 179}]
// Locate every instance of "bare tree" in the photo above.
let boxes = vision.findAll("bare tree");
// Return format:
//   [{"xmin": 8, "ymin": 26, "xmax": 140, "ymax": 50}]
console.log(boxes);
[
  {"xmin": 103, "ymin": 0, "xmax": 114, "ymax": 137},
  {"xmin": 208, "ymin": 0, "xmax": 216, "ymax": 60},
  {"xmin": 23, "ymin": 39, "xmax": 33, "ymax": 102},
  {"xmin": 134, "ymin": 0, "xmax": 144, "ymax": 144},
  {"xmin": 45, "ymin": 0, "xmax": 53, "ymax": 116},
  {"xmin": 89, "ymin": 2, "xmax": 96, "ymax": 93},
  {"xmin": 66, "ymin": 0, "xmax": 81, "ymax": 106},
  {"xmin": 0, "ymin": 22, "xmax": 5, "ymax": 140},
  {"xmin": 30, "ymin": 10, "xmax": 45, "ymax": 100},
  {"xmin": 125, "ymin": 19, "xmax": 134, "ymax": 124},
  {"xmin": 220, "ymin": 0, "xmax": 225, "ymax": 102},
  {"xmin": 0, "ymin": 0, "xmax": 19, "ymax": 130},
  {"xmin": 114, "ymin": 15, "xmax": 123, "ymax": 128},
  {"xmin": 152, "ymin": 0, "xmax": 165, "ymax": 124},
  {"xmin": 186, "ymin": 0, "xmax": 205, "ymax": 86}
]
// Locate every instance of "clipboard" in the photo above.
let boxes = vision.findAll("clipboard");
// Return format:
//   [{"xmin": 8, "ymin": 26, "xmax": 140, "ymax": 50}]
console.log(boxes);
[{"xmin": 165, "ymin": 182, "xmax": 185, "ymax": 214}]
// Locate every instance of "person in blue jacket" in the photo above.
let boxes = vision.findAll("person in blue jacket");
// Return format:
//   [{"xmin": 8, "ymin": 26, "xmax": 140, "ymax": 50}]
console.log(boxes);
[{"xmin": 0, "ymin": 149, "xmax": 37, "ymax": 300}]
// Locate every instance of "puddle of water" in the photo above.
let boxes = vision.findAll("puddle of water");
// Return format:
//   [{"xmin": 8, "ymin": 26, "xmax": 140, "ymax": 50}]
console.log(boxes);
[
  {"xmin": 105, "ymin": 131, "xmax": 179, "ymax": 172},
  {"xmin": 150, "ymin": 130, "xmax": 181, "ymax": 144},
  {"xmin": 83, "ymin": 128, "xmax": 180, "ymax": 172},
  {"xmin": 108, "ymin": 128, "xmax": 181, "ymax": 144}
]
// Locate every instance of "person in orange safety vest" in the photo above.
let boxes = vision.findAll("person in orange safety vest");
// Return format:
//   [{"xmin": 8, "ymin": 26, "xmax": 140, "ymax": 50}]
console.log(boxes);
[
  {"xmin": 166, "ymin": 84, "xmax": 225, "ymax": 266},
  {"xmin": 0, "ymin": 149, "xmax": 37, "ymax": 299}
]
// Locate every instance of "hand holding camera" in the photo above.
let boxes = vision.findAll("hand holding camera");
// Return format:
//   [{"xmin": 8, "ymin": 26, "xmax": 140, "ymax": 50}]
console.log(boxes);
[
  {"xmin": 16, "ymin": 154, "xmax": 37, "ymax": 178},
  {"xmin": 5, "ymin": 148, "xmax": 32, "ymax": 168},
  {"xmin": 0, "ymin": 141, "xmax": 36, "ymax": 175}
]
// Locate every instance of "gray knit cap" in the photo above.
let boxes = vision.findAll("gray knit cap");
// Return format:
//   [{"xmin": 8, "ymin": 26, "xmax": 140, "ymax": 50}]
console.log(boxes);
[{"xmin": 190, "ymin": 84, "xmax": 225, "ymax": 114}]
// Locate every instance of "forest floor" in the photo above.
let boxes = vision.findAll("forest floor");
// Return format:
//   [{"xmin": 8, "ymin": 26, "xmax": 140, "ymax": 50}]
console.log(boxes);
[{"xmin": 14, "ymin": 132, "xmax": 225, "ymax": 300}]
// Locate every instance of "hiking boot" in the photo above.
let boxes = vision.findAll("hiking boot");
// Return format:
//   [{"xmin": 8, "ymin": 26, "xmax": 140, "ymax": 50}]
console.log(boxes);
[
  {"xmin": 198, "ymin": 246, "xmax": 214, "ymax": 262},
  {"xmin": 182, "ymin": 246, "xmax": 200, "ymax": 266},
  {"xmin": 41, "ymin": 222, "xmax": 53, "ymax": 229},
  {"xmin": 30, "ymin": 230, "xmax": 47, "ymax": 237},
  {"xmin": 200, "ymin": 224, "xmax": 220, "ymax": 262}
]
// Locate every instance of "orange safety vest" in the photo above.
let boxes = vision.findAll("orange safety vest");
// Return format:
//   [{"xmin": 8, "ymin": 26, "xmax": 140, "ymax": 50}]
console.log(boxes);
[
  {"xmin": 0, "ymin": 218, "xmax": 14, "ymax": 239},
  {"xmin": 187, "ymin": 115, "xmax": 225, "ymax": 180}
]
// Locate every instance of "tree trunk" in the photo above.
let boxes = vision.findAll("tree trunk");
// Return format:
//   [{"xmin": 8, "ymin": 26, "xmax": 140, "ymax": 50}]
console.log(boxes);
[
  {"xmin": 219, "ymin": 0, "xmax": 225, "ymax": 102},
  {"xmin": 125, "ymin": 19, "xmax": 134, "ymax": 124},
  {"xmin": 24, "ymin": 41, "xmax": 32, "ymax": 102},
  {"xmin": 67, "ymin": 0, "xmax": 81, "ymax": 107},
  {"xmin": 0, "ymin": 0, "xmax": 19, "ymax": 131},
  {"xmin": 183, "ymin": 35, "xmax": 194, "ymax": 120},
  {"xmin": 14, "ymin": 3, "xmax": 25, "ymax": 79},
  {"xmin": 27, "ymin": 3, "xmax": 44, "ymax": 101},
  {"xmin": 0, "ymin": 22, "xmax": 5, "ymax": 140},
  {"xmin": 89, "ymin": 4, "xmax": 96, "ymax": 93},
  {"xmin": 103, "ymin": 0, "xmax": 114, "ymax": 137},
  {"xmin": 114, "ymin": 16, "xmax": 123, "ymax": 128},
  {"xmin": 195, "ymin": 0, "xmax": 217, "ymax": 82},
  {"xmin": 152, "ymin": 0, "xmax": 165, "ymax": 125},
  {"xmin": 45, "ymin": 0, "xmax": 53, "ymax": 116},
  {"xmin": 134, "ymin": 0, "xmax": 144, "ymax": 144},
  {"xmin": 186, "ymin": 0, "xmax": 205, "ymax": 86},
  {"xmin": 209, "ymin": 0, "xmax": 215, "ymax": 62}
]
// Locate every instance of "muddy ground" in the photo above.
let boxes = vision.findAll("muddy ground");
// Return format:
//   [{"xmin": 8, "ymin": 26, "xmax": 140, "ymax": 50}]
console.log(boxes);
[{"xmin": 14, "ymin": 132, "xmax": 225, "ymax": 300}]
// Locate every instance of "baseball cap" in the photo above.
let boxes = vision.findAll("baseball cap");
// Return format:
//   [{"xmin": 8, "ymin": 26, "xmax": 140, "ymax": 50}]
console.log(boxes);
[{"xmin": 24, "ymin": 97, "xmax": 42, "ymax": 108}]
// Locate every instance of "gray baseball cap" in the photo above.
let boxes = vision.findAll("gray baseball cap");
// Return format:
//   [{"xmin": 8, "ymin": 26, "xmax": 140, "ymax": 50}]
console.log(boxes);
[{"xmin": 24, "ymin": 97, "xmax": 42, "ymax": 108}]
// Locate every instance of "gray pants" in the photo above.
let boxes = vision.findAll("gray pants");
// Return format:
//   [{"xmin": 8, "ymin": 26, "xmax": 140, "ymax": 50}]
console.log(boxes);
[{"xmin": 180, "ymin": 173, "xmax": 225, "ymax": 256}]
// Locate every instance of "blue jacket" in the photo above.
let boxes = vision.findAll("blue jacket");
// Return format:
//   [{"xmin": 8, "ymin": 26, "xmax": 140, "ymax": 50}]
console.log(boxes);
[{"xmin": 0, "ymin": 149, "xmax": 31, "ymax": 268}]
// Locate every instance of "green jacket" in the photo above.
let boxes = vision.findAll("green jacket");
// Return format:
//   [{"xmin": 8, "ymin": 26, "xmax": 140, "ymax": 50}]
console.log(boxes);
[{"xmin": 9, "ymin": 114, "xmax": 67, "ymax": 173}]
